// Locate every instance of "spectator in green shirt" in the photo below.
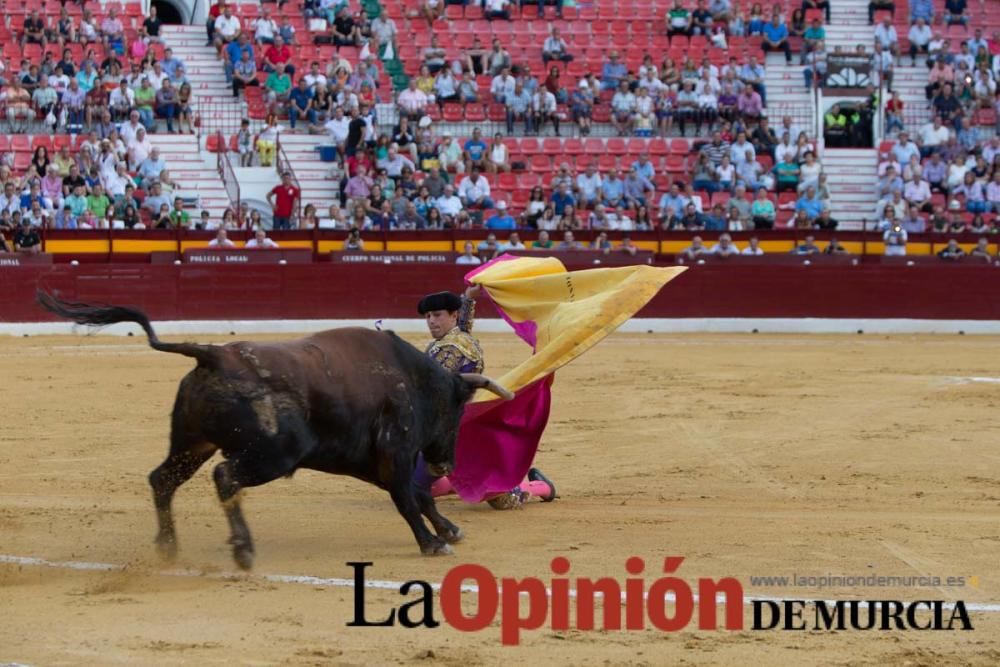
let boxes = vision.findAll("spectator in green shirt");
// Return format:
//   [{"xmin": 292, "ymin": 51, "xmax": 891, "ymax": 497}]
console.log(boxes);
[
  {"xmin": 170, "ymin": 197, "xmax": 191, "ymax": 228},
  {"xmin": 750, "ymin": 187, "xmax": 777, "ymax": 229},
  {"xmin": 802, "ymin": 18, "xmax": 825, "ymax": 64},
  {"xmin": 134, "ymin": 77, "xmax": 156, "ymax": 130},
  {"xmin": 531, "ymin": 230, "xmax": 554, "ymax": 248},
  {"xmin": 773, "ymin": 156, "xmax": 801, "ymax": 193},
  {"xmin": 667, "ymin": 0, "xmax": 691, "ymax": 36},
  {"xmin": 65, "ymin": 185, "xmax": 89, "ymax": 217},
  {"xmin": 265, "ymin": 63, "xmax": 292, "ymax": 114},
  {"xmin": 86, "ymin": 184, "xmax": 111, "ymax": 219}
]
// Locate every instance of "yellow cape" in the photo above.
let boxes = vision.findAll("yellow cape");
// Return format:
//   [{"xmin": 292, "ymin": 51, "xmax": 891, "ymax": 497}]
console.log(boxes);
[{"xmin": 467, "ymin": 256, "xmax": 686, "ymax": 401}]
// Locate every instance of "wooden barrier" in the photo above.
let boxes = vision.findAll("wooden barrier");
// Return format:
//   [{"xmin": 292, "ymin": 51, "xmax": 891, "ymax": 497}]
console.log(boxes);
[{"xmin": 4, "ymin": 262, "xmax": 1000, "ymax": 322}]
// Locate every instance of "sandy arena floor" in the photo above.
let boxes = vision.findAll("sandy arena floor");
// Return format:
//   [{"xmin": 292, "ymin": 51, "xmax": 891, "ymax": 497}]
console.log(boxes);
[{"xmin": 1, "ymin": 332, "xmax": 999, "ymax": 666}]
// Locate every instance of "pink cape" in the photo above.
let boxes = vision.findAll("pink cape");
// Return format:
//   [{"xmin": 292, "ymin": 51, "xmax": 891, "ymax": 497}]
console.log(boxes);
[
  {"xmin": 444, "ymin": 255, "xmax": 685, "ymax": 502},
  {"xmin": 447, "ymin": 256, "xmax": 554, "ymax": 502}
]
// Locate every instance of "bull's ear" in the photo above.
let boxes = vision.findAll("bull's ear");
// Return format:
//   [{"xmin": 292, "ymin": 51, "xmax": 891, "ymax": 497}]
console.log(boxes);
[{"xmin": 459, "ymin": 373, "xmax": 515, "ymax": 401}]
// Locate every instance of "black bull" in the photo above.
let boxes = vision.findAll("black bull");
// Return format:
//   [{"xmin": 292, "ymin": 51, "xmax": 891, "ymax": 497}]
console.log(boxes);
[{"xmin": 38, "ymin": 292, "xmax": 513, "ymax": 569}]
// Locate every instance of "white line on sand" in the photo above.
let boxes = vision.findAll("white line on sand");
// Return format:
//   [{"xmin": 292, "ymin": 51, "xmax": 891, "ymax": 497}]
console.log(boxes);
[
  {"xmin": 2, "ymin": 553, "xmax": 998, "ymax": 612},
  {"xmin": 944, "ymin": 376, "xmax": 1000, "ymax": 384}
]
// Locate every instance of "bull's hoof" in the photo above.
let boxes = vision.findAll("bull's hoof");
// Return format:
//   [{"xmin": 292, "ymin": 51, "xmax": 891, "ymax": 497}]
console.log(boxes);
[
  {"xmin": 440, "ymin": 526, "xmax": 464, "ymax": 544},
  {"xmin": 230, "ymin": 540, "xmax": 255, "ymax": 571},
  {"xmin": 426, "ymin": 462, "xmax": 453, "ymax": 478},
  {"xmin": 154, "ymin": 534, "xmax": 178, "ymax": 562},
  {"xmin": 421, "ymin": 540, "xmax": 454, "ymax": 557}
]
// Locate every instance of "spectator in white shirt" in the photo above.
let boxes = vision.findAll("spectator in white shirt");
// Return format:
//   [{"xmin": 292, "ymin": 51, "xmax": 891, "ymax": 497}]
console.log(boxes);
[
  {"xmin": 108, "ymin": 80, "xmax": 135, "ymax": 122},
  {"xmin": 882, "ymin": 222, "xmax": 908, "ymax": 256},
  {"xmin": 908, "ymin": 18, "xmax": 932, "ymax": 65},
  {"xmin": 490, "ymin": 67, "xmax": 516, "ymax": 102},
  {"xmin": 397, "ymin": 80, "xmax": 429, "ymax": 119},
  {"xmin": 254, "ymin": 8, "xmax": 278, "ymax": 45},
  {"xmin": 455, "ymin": 241, "xmax": 482, "ymax": 264},
  {"xmin": 873, "ymin": 15, "xmax": 898, "ymax": 55},
  {"xmin": 741, "ymin": 236, "xmax": 765, "ymax": 255},
  {"xmin": 457, "ymin": 168, "xmax": 494, "ymax": 209},
  {"xmin": 774, "ymin": 132, "xmax": 796, "ymax": 165},
  {"xmin": 986, "ymin": 171, "xmax": 1000, "ymax": 211},
  {"xmin": 918, "ymin": 116, "xmax": 951, "ymax": 157},
  {"xmin": 208, "ymin": 228, "xmax": 236, "ymax": 248},
  {"xmin": 303, "ymin": 62, "xmax": 328, "ymax": 90},
  {"xmin": 904, "ymin": 176, "xmax": 932, "ymax": 212},
  {"xmin": 575, "ymin": 164, "xmax": 603, "ymax": 207},
  {"xmin": 729, "ymin": 131, "xmax": 756, "ymax": 165},
  {"xmin": 245, "ymin": 228, "xmax": 279, "ymax": 249},
  {"xmin": 213, "ymin": 7, "xmax": 241, "ymax": 48},
  {"xmin": 532, "ymin": 87, "xmax": 559, "ymax": 136},
  {"xmin": 542, "ymin": 28, "xmax": 573, "ymax": 64},
  {"xmin": 484, "ymin": 0, "xmax": 511, "ymax": 20},
  {"xmin": 435, "ymin": 184, "xmax": 463, "ymax": 217},
  {"xmin": 709, "ymin": 233, "xmax": 741, "ymax": 256},
  {"xmin": 324, "ymin": 107, "xmax": 351, "ymax": 145}
]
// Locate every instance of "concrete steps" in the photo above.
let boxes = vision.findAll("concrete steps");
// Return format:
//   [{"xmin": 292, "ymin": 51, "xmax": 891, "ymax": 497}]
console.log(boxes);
[
  {"xmin": 822, "ymin": 148, "xmax": 879, "ymax": 229},
  {"xmin": 148, "ymin": 133, "xmax": 232, "ymax": 219},
  {"xmin": 161, "ymin": 25, "xmax": 246, "ymax": 138},
  {"xmin": 274, "ymin": 134, "xmax": 342, "ymax": 214}
]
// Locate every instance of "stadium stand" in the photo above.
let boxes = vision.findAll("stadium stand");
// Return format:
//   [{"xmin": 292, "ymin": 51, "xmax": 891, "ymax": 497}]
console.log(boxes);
[{"xmin": 0, "ymin": 0, "xmax": 998, "ymax": 255}]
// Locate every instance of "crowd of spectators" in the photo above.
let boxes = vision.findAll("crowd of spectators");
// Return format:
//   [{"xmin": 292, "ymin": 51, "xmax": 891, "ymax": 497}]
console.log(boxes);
[
  {"xmin": 0, "ymin": 116, "xmax": 206, "ymax": 236},
  {"xmin": 0, "ymin": 6, "xmax": 194, "ymax": 135}
]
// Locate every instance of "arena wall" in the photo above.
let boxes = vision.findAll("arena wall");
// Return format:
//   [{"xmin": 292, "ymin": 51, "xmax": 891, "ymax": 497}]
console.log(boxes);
[{"xmin": 3, "ymin": 262, "xmax": 999, "ymax": 326}]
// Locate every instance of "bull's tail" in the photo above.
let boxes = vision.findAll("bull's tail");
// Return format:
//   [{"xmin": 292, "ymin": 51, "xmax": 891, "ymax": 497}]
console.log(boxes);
[{"xmin": 37, "ymin": 290, "xmax": 219, "ymax": 366}]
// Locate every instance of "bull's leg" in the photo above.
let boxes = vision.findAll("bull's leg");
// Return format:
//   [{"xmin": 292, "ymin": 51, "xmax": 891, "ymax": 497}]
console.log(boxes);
[
  {"xmin": 386, "ymin": 455, "xmax": 453, "ymax": 556},
  {"xmin": 415, "ymin": 485, "xmax": 464, "ymax": 545},
  {"xmin": 212, "ymin": 446, "xmax": 308, "ymax": 570},
  {"xmin": 212, "ymin": 459, "xmax": 266, "ymax": 571},
  {"xmin": 148, "ymin": 439, "xmax": 216, "ymax": 562}
]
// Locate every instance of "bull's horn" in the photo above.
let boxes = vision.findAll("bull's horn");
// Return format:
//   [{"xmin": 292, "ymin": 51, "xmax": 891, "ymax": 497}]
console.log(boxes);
[{"xmin": 460, "ymin": 373, "xmax": 515, "ymax": 401}]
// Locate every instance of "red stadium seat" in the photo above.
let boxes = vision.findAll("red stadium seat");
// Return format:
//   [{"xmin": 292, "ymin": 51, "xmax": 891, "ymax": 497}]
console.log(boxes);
[
  {"xmin": 518, "ymin": 173, "xmax": 542, "ymax": 190},
  {"xmin": 464, "ymin": 104, "xmax": 486, "ymax": 122},
  {"xmin": 520, "ymin": 137, "xmax": 541, "ymax": 154},
  {"xmin": 606, "ymin": 137, "xmax": 626, "ymax": 155},
  {"xmin": 563, "ymin": 138, "xmax": 584, "ymax": 155},
  {"xmin": 529, "ymin": 154, "xmax": 553, "ymax": 173},
  {"xmin": 542, "ymin": 137, "xmax": 563, "ymax": 154},
  {"xmin": 497, "ymin": 173, "xmax": 518, "ymax": 190},
  {"xmin": 597, "ymin": 154, "xmax": 618, "ymax": 171},
  {"xmin": 11, "ymin": 136, "xmax": 32, "ymax": 153},
  {"xmin": 664, "ymin": 155, "xmax": 686, "ymax": 175},
  {"xmin": 669, "ymin": 139, "xmax": 691, "ymax": 155},
  {"xmin": 52, "ymin": 135, "xmax": 74, "ymax": 152},
  {"xmin": 442, "ymin": 104, "xmax": 464, "ymax": 122},
  {"xmin": 33, "ymin": 135, "xmax": 53, "ymax": 153}
]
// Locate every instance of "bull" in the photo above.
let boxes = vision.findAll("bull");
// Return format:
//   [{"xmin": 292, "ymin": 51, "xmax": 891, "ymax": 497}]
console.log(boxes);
[{"xmin": 37, "ymin": 292, "xmax": 513, "ymax": 569}]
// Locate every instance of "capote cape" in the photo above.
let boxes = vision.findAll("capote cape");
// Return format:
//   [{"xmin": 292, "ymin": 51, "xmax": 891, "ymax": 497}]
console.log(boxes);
[{"xmin": 448, "ymin": 254, "xmax": 686, "ymax": 502}]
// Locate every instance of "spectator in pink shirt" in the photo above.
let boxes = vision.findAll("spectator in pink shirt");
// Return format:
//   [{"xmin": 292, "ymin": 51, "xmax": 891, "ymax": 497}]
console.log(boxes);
[
  {"xmin": 737, "ymin": 87, "xmax": 763, "ymax": 122},
  {"xmin": 101, "ymin": 8, "xmax": 125, "ymax": 55},
  {"xmin": 925, "ymin": 60, "xmax": 954, "ymax": 100},
  {"xmin": 345, "ymin": 165, "xmax": 374, "ymax": 206}
]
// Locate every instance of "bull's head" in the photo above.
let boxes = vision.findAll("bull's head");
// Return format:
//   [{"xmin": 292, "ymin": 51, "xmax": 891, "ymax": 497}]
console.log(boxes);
[{"xmin": 423, "ymin": 374, "xmax": 514, "ymax": 478}]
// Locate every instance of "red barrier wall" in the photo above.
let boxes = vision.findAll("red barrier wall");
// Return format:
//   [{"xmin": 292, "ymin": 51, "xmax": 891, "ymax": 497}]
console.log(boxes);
[{"xmin": 4, "ymin": 262, "xmax": 999, "ymax": 322}]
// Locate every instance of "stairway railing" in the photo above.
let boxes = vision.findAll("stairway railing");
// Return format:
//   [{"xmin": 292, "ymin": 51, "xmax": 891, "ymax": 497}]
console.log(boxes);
[
  {"xmin": 275, "ymin": 137, "xmax": 303, "ymax": 224},
  {"xmin": 216, "ymin": 132, "xmax": 241, "ymax": 220}
]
